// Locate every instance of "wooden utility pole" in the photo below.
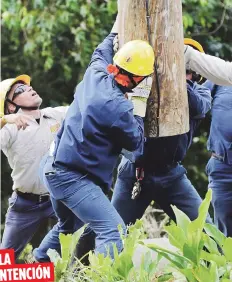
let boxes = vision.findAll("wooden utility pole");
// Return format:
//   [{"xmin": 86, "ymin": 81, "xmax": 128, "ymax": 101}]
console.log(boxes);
[{"xmin": 118, "ymin": 0, "xmax": 189, "ymax": 137}]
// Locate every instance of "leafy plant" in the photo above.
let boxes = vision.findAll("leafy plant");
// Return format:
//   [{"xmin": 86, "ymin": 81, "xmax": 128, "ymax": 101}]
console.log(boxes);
[
  {"xmin": 144, "ymin": 189, "xmax": 232, "ymax": 282},
  {"xmin": 47, "ymin": 226, "xmax": 85, "ymax": 281},
  {"xmin": 46, "ymin": 189, "xmax": 232, "ymax": 281}
]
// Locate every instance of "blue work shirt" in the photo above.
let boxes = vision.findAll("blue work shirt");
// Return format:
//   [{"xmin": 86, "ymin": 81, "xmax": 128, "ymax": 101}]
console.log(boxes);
[
  {"xmin": 52, "ymin": 33, "xmax": 144, "ymax": 190},
  {"xmin": 203, "ymin": 80, "xmax": 232, "ymax": 164},
  {"xmin": 138, "ymin": 80, "xmax": 211, "ymax": 171}
]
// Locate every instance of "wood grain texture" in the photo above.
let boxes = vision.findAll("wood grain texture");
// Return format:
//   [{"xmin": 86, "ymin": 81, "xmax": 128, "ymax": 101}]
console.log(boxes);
[{"xmin": 118, "ymin": 0, "xmax": 189, "ymax": 137}]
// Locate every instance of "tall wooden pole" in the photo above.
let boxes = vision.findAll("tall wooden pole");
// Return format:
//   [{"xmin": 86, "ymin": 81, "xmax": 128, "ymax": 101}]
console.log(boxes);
[{"xmin": 118, "ymin": 0, "xmax": 189, "ymax": 137}]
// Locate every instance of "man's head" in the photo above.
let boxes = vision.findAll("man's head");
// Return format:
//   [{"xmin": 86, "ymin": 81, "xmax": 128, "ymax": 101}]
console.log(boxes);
[
  {"xmin": 184, "ymin": 38, "xmax": 204, "ymax": 83},
  {"xmin": 109, "ymin": 40, "xmax": 155, "ymax": 89},
  {"xmin": 0, "ymin": 75, "xmax": 42, "ymax": 116}
]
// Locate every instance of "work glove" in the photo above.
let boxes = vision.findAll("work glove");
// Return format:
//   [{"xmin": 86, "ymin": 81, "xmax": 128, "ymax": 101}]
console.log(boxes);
[
  {"xmin": 129, "ymin": 76, "xmax": 153, "ymax": 117},
  {"xmin": 113, "ymin": 34, "xmax": 119, "ymax": 53}
]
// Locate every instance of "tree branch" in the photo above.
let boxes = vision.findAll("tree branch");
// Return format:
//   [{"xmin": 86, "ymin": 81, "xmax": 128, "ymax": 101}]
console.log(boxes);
[{"xmin": 191, "ymin": 6, "xmax": 227, "ymax": 38}]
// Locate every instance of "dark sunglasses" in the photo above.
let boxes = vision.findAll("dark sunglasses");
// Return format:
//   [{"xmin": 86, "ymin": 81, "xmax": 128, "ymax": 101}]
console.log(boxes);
[{"xmin": 11, "ymin": 84, "xmax": 28, "ymax": 100}]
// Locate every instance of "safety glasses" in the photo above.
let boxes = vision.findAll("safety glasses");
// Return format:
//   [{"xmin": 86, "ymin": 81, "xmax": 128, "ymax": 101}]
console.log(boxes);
[{"xmin": 12, "ymin": 84, "xmax": 27, "ymax": 100}]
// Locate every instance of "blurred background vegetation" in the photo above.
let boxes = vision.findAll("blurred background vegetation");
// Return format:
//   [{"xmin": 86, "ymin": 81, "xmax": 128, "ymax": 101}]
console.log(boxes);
[{"xmin": 1, "ymin": 0, "xmax": 232, "ymax": 245}]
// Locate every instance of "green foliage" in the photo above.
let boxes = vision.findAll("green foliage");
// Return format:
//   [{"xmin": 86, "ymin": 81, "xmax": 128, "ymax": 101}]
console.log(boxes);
[
  {"xmin": 46, "ymin": 220, "xmax": 162, "ymax": 282},
  {"xmin": 145, "ymin": 189, "xmax": 232, "ymax": 282},
  {"xmin": 42, "ymin": 190, "xmax": 232, "ymax": 281},
  {"xmin": 18, "ymin": 243, "xmax": 33, "ymax": 263},
  {"xmin": 47, "ymin": 226, "xmax": 85, "ymax": 281},
  {"xmin": 85, "ymin": 221, "xmax": 149, "ymax": 282}
]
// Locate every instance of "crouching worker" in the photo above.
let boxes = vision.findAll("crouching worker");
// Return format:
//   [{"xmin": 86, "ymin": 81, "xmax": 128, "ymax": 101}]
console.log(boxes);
[{"xmin": 33, "ymin": 17, "xmax": 155, "ymax": 261}]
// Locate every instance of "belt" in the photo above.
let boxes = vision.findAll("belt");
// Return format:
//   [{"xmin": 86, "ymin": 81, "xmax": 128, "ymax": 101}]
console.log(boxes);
[
  {"xmin": 145, "ymin": 162, "xmax": 178, "ymax": 174},
  {"xmin": 212, "ymin": 152, "xmax": 224, "ymax": 161},
  {"xmin": 16, "ymin": 190, "xmax": 50, "ymax": 203}
]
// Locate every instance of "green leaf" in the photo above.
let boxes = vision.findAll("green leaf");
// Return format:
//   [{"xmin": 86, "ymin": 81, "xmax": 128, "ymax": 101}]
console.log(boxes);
[
  {"xmin": 145, "ymin": 242, "xmax": 191, "ymax": 269},
  {"xmin": 222, "ymin": 238, "xmax": 232, "ymax": 261},
  {"xmin": 180, "ymin": 268, "xmax": 198, "ymax": 282},
  {"xmin": 164, "ymin": 224, "xmax": 186, "ymax": 251},
  {"xmin": 188, "ymin": 189, "xmax": 212, "ymax": 234},
  {"xmin": 200, "ymin": 250, "xmax": 227, "ymax": 267},
  {"xmin": 193, "ymin": 263, "xmax": 219, "ymax": 282},
  {"xmin": 172, "ymin": 205, "xmax": 191, "ymax": 236},
  {"xmin": 44, "ymin": 57, "xmax": 54, "ymax": 71},
  {"xmin": 80, "ymin": 5, "xmax": 88, "ymax": 18},
  {"xmin": 209, "ymin": 261, "xmax": 220, "ymax": 282},
  {"xmin": 157, "ymin": 273, "xmax": 174, "ymax": 281},
  {"xmin": 204, "ymin": 223, "xmax": 226, "ymax": 248},
  {"xmin": 202, "ymin": 233, "xmax": 221, "ymax": 255}
]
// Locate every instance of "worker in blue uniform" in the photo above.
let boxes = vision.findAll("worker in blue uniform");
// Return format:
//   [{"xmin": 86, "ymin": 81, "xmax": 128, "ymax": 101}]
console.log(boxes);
[
  {"xmin": 204, "ymin": 80, "xmax": 232, "ymax": 237},
  {"xmin": 112, "ymin": 76, "xmax": 212, "ymax": 227},
  {"xmin": 33, "ymin": 19, "xmax": 155, "ymax": 261}
]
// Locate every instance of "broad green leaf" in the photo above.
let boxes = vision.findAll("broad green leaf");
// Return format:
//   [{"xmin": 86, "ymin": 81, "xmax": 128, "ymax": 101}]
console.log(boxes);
[
  {"xmin": 209, "ymin": 261, "xmax": 220, "ymax": 282},
  {"xmin": 172, "ymin": 205, "xmax": 191, "ymax": 236},
  {"xmin": 188, "ymin": 189, "xmax": 212, "ymax": 234},
  {"xmin": 200, "ymin": 250, "xmax": 227, "ymax": 267},
  {"xmin": 180, "ymin": 268, "xmax": 198, "ymax": 282},
  {"xmin": 193, "ymin": 263, "xmax": 218, "ymax": 282},
  {"xmin": 202, "ymin": 233, "xmax": 221, "ymax": 255},
  {"xmin": 222, "ymin": 238, "xmax": 232, "ymax": 261},
  {"xmin": 113, "ymin": 252, "xmax": 134, "ymax": 278},
  {"xmin": 185, "ymin": 229, "xmax": 204, "ymax": 266},
  {"xmin": 182, "ymin": 230, "xmax": 204, "ymax": 266},
  {"xmin": 58, "ymin": 226, "xmax": 85, "ymax": 272},
  {"xmin": 204, "ymin": 223, "xmax": 226, "ymax": 248},
  {"xmin": 157, "ymin": 273, "xmax": 174, "ymax": 281},
  {"xmin": 145, "ymin": 243, "xmax": 191, "ymax": 269},
  {"xmin": 164, "ymin": 224, "xmax": 186, "ymax": 251}
]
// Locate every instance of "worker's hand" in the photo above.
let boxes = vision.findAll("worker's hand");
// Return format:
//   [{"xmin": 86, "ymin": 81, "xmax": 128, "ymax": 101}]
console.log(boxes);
[
  {"xmin": 113, "ymin": 35, "xmax": 119, "ymax": 53},
  {"xmin": 2, "ymin": 113, "xmax": 33, "ymax": 130},
  {"xmin": 130, "ymin": 76, "xmax": 153, "ymax": 117}
]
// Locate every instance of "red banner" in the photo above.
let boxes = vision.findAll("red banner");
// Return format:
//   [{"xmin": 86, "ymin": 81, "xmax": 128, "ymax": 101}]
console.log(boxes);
[{"xmin": 0, "ymin": 250, "xmax": 54, "ymax": 282}]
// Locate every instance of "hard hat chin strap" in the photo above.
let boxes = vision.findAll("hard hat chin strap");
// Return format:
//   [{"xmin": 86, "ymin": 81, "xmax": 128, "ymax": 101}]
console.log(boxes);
[{"xmin": 5, "ymin": 98, "xmax": 39, "ymax": 114}]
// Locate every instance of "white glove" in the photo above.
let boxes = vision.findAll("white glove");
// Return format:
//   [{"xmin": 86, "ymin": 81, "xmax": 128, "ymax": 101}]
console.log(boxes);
[
  {"xmin": 113, "ymin": 34, "xmax": 119, "ymax": 54},
  {"xmin": 130, "ymin": 76, "xmax": 152, "ymax": 117}
]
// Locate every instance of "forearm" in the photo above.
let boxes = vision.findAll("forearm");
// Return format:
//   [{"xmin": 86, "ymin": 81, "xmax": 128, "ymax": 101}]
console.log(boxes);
[
  {"xmin": 89, "ymin": 33, "xmax": 116, "ymax": 67},
  {"xmin": 185, "ymin": 46, "xmax": 232, "ymax": 86}
]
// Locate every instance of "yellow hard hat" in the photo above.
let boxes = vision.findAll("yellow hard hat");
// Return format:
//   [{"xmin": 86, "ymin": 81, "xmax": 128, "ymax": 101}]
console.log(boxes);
[
  {"xmin": 0, "ymin": 74, "xmax": 31, "ymax": 117},
  {"xmin": 184, "ymin": 38, "xmax": 204, "ymax": 53},
  {"xmin": 113, "ymin": 40, "xmax": 155, "ymax": 76}
]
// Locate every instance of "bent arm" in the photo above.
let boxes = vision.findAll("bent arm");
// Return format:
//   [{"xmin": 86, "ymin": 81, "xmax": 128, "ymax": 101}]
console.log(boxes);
[{"xmin": 185, "ymin": 45, "xmax": 232, "ymax": 86}]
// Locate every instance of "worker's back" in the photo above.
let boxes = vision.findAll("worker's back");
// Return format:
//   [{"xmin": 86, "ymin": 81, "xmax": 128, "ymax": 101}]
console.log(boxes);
[{"xmin": 53, "ymin": 69, "xmax": 134, "ymax": 190}]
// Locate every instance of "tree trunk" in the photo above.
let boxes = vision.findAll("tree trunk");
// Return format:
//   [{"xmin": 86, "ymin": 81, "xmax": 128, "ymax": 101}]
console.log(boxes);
[{"xmin": 118, "ymin": 0, "xmax": 189, "ymax": 137}]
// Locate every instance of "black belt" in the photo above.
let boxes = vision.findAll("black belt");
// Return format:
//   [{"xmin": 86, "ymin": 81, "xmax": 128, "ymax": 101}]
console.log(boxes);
[
  {"xmin": 145, "ymin": 162, "xmax": 178, "ymax": 174},
  {"xmin": 212, "ymin": 152, "xmax": 224, "ymax": 161},
  {"xmin": 16, "ymin": 190, "xmax": 50, "ymax": 203}
]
